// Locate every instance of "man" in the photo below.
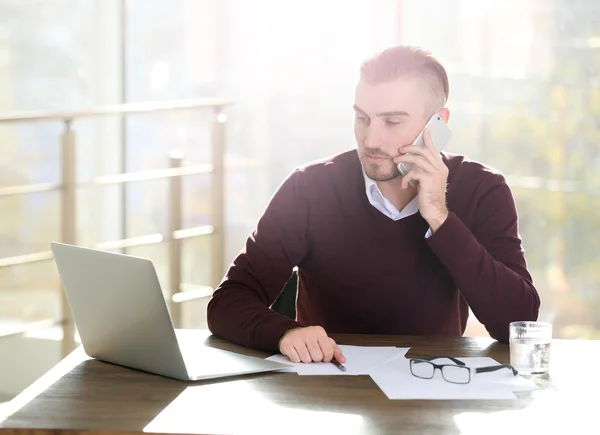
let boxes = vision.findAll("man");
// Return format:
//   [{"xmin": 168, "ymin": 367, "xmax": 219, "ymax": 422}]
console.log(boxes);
[{"xmin": 207, "ymin": 45, "xmax": 540, "ymax": 365}]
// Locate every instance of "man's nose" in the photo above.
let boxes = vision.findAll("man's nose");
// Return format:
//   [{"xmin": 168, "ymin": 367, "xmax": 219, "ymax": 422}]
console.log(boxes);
[{"xmin": 364, "ymin": 125, "xmax": 385, "ymax": 148}]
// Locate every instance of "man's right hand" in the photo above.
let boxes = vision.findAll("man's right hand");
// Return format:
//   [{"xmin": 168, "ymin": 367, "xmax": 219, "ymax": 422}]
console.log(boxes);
[{"xmin": 278, "ymin": 326, "xmax": 346, "ymax": 364}]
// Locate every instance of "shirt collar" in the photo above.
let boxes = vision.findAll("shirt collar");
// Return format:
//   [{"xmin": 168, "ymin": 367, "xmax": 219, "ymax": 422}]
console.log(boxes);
[
  {"xmin": 362, "ymin": 168, "xmax": 378, "ymax": 199},
  {"xmin": 362, "ymin": 168, "xmax": 419, "ymax": 217}
]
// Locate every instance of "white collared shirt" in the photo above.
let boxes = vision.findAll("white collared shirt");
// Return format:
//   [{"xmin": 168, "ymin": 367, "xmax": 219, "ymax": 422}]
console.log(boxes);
[{"xmin": 363, "ymin": 170, "xmax": 433, "ymax": 238}]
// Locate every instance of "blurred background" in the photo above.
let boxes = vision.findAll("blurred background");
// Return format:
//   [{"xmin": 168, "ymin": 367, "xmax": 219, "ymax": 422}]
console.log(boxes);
[{"xmin": 1, "ymin": 0, "xmax": 599, "ymax": 404}]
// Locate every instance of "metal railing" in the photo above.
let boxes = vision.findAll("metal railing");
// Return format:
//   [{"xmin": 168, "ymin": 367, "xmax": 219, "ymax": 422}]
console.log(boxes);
[{"xmin": 0, "ymin": 97, "xmax": 231, "ymax": 356}]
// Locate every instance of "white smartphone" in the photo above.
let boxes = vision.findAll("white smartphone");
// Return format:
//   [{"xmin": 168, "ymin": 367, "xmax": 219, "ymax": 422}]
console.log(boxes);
[{"xmin": 396, "ymin": 113, "xmax": 452, "ymax": 176}]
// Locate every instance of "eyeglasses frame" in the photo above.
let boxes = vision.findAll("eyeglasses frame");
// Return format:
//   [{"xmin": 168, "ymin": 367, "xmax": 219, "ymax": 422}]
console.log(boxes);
[{"xmin": 409, "ymin": 355, "xmax": 518, "ymax": 384}]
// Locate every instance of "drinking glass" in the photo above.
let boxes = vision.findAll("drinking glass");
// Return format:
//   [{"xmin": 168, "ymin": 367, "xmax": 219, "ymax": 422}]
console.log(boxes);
[{"xmin": 509, "ymin": 321, "xmax": 552, "ymax": 375}]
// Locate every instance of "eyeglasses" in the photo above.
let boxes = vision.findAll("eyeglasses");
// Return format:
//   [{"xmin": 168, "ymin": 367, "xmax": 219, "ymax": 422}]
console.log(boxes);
[{"xmin": 409, "ymin": 355, "xmax": 518, "ymax": 384}]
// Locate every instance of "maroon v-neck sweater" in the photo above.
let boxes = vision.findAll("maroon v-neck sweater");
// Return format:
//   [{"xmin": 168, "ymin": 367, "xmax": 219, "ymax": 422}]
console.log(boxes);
[{"xmin": 207, "ymin": 150, "xmax": 540, "ymax": 351}]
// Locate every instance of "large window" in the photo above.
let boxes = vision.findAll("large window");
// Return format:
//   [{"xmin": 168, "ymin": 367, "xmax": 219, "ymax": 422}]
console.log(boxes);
[
  {"xmin": 1, "ymin": 0, "xmax": 599, "ymax": 341},
  {"xmin": 0, "ymin": 0, "xmax": 123, "ymax": 328}
]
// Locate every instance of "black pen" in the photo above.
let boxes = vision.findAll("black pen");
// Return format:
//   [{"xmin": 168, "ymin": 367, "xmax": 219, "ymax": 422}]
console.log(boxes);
[{"xmin": 331, "ymin": 357, "xmax": 347, "ymax": 372}]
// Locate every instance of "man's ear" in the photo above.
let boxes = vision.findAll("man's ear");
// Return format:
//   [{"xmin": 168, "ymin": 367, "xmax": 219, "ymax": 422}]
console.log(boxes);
[{"xmin": 439, "ymin": 107, "xmax": 450, "ymax": 123}]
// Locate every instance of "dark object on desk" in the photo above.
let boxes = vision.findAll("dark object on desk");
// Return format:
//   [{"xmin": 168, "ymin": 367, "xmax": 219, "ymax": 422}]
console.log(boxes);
[
  {"xmin": 409, "ymin": 355, "xmax": 518, "ymax": 384},
  {"xmin": 332, "ymin": 358, "xmax": 347, "ymax": 372}
]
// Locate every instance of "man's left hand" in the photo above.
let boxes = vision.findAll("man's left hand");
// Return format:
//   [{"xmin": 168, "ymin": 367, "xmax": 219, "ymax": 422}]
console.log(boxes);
[{"xmin": 393, "ymin": 129, "xmax": 449, "ymax": 233}]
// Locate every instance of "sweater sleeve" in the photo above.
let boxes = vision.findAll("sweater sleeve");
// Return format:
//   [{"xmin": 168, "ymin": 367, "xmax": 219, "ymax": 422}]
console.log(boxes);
[
  {"xmin": 426, "ymin": 172, "xmax": 540, "ymax": 343},
  {"xmin": 206, "ymin": 169, "xmax": 309, "ymax": 351}
]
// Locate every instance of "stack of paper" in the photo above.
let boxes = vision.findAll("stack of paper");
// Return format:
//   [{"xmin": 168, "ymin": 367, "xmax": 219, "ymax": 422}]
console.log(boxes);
[
  {"xmin": 266, "ymin": 345, "xmax": 410, "ymax": 375},
  {"xmin": 369, "ymin": 355, "xmax": 538, "ymax": 400},
  {"xmin": 266, "ymin": 349, "xmax": 539, "ymax": 400}
]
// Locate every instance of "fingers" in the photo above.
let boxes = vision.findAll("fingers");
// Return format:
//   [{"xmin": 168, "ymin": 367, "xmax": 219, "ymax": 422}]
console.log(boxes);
[
  {"xmin": 400, "ymin": 169, "xmax": 423, "ymax": 190},
  {"xmin": 331, "ymin": 338, "xmax": 346, "ymax": 363},
  {"xmin": 295, "ymin": 343, "xmax": 313, "ymax": 363},
  {"xmin": 279, "ymin": 327, "xmax": 301, "ymax": 362},
  {"xmin": 281, "ymin": 344, "xmax": 301, "ymax": 363},
  {"xmin": 318, "ymin": 336, "xmax": 334, "ymax": 362},
  {"xmin": 395, "ymin": 146, "xmax": 436, "ymax": 166},
  {"xmin": 278, "ymin": 326, "xmax": 342, "ymax": 364},
  {"xmin": 280, "ymin": 338, "xmax": 309, "ymax": 363},
  {"xmin": 397, "ymin": 129, "xmax": 442, "ymax": 165},
  {"xmin": 393, "ymin": 153, "xmax": 436, "ymax": 173},
  {"xmin": 306, "ymin": 338, "xmax": 324, "ymax": 362}
]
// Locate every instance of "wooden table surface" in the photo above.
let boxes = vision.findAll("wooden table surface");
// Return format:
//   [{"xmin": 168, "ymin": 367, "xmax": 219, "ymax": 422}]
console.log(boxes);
[{"xmin": 1, "ymin": 331, "xmax": 598, "ymax": 435}]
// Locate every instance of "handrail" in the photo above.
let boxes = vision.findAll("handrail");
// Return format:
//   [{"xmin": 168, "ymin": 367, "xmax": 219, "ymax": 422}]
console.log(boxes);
[
  {"xmin": 0, "ymin": 97, "xmax": 232, "ymax": 123},
  {"xmin": 0, "ymin": 225, "xmax": 214, "ymax": 268},
  {"xmin": 0, "ymin": 97, "xmax": 232, "ymax": 356},
  {"xmin": 90, "ymin": 164, "xmax": 213, "ymax": 186},
  {"xmin": 0, "ymin": 183, "xmax": 61, "ymax": 197},
  {"xmin": 0, "ymin": 320, "xmax": 58, "ymax": 339}
]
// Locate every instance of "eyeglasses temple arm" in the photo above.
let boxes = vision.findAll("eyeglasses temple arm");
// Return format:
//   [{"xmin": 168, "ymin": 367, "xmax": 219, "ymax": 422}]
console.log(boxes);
[{"xmin": 475, "ymin": 364, "xmax": 518, "ymax": 376}]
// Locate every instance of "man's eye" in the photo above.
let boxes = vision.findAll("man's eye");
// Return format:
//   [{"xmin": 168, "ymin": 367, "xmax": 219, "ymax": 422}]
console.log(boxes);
[
  {"xmin": 385, "ymin": 120, "xmax": 401, "ymax": 126},
  {"xmin": 356, "ymin": 116, "xmax": 370, "ymax": 124}
]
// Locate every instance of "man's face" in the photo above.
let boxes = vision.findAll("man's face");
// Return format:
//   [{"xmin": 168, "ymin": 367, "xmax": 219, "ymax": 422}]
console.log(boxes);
[{"xmin": 354, "ymin": 76, "xmax": 431, "ymax": 182}]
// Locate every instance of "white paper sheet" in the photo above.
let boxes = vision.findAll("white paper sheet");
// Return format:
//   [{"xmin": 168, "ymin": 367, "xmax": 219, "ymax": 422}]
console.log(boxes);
[
  {"xmin": 369, "ymin": 355, "xmax": 537, "ymax": 400},
  {"xmin": 462, "ymin": 357, "xmax": 539, "ymax": 392},
  {"xmin": 265, "ymin": 345, "xmax": 410, "ymax": 375}
]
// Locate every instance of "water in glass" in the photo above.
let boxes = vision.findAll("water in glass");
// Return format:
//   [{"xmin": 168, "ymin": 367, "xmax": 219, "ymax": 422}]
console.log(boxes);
[
  {"xmin": 510, "ymin": 321, "xmax": 552, "ymax": 375},
  {"xmin": 510, "ymin": 339, "xmax": 551, "ymax": 375}
]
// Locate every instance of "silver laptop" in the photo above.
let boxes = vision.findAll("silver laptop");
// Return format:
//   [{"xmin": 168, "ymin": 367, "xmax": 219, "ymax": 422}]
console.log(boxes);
[{"xmin": 50, "ymin": 241, "xmax": 290, "ymax": 381}]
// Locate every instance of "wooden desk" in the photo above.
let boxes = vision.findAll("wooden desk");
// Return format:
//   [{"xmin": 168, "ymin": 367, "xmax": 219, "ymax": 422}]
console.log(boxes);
[{"xmin": 1, "ymin": 332, "xmax": 598, "ymax": 435}]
